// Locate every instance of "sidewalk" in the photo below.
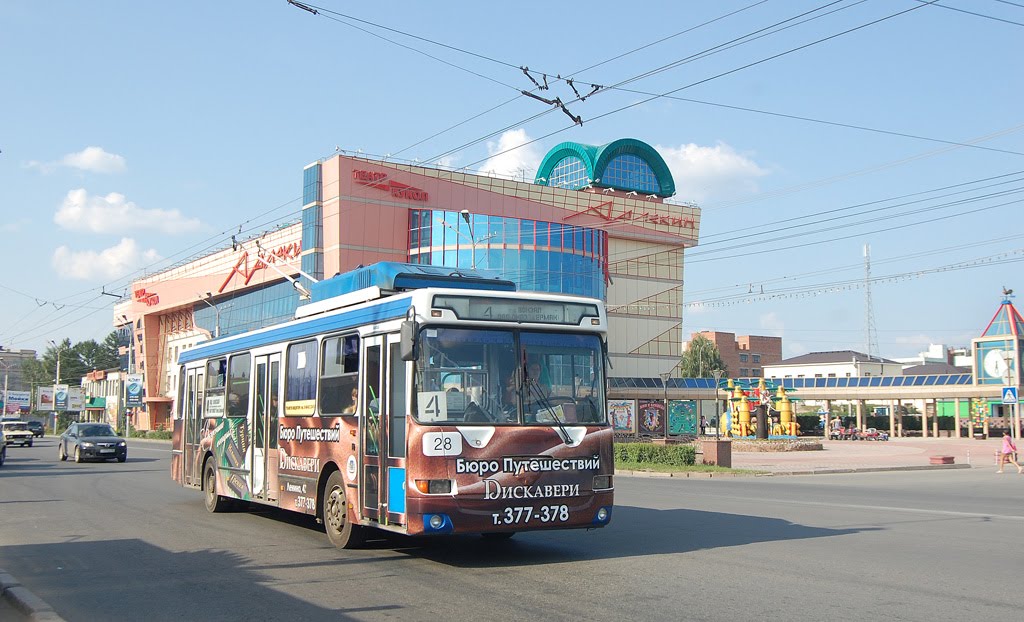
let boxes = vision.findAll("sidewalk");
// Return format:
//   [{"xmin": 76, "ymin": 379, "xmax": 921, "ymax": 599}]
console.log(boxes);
[{"xmin": 729, "ymin": 436, "xmax": 1009, "ymax": 474}]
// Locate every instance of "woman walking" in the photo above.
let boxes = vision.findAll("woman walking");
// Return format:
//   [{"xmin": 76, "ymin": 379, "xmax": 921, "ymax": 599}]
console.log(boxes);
[{"xmin": 997, "ymin": 432, "xmax": 1022, "ymax": 473}]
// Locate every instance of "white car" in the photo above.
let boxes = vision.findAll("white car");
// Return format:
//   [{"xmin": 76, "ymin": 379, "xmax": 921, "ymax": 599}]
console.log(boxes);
[{"xmin": 1, "ymin": 421, "xmax": 34, "ymax": 447}]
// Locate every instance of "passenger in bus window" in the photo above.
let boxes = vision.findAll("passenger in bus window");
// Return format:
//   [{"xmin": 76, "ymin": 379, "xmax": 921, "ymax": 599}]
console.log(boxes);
[{"xmin": 342, "ymin": 386, "xmax": 358, "ymax": 415}]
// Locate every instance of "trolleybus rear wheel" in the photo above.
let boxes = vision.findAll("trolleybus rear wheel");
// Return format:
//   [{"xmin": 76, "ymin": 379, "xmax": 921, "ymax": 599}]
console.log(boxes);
[{"xmin": 204, "ymin": 461, "xmax": 230, "ymax": 513}]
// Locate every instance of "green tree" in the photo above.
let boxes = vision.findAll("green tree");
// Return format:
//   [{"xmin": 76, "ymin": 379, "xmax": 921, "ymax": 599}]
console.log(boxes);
[
  {"xmin": 74, "ymin": 335, "xmax": 120, "ymax": 372},
  {"xmin": 21, "ymin": 337, "xmax": 102, "ymax": 387},
  {"xmin": 679, "ymin": 334, "xmax": 727, "ymax": 378}
]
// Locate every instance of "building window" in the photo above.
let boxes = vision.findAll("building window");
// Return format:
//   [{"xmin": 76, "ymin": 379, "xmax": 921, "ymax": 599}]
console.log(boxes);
[
  {"xmin": 751, "ymin": 368, "xmax": 760, "ymax": 376},
  {"xmin": 739, "ymin": 354, "xmax": 749, "ymax": 363},
  {"xmin": 548, "ymin": 156, "xmax": 588, "ymax": 190},
  {"xmin": 601, "ymin": 154, "xmax": 658, "ymax": 193},
  {"xmin": 814, "ymin": 374, "xmax": 823, "ymax": 378},
  {"xmin": 752, "ymin": 354, "xmax": 761, "ymax": 363},
  {"xmin": 740, "ymin": 368, "xmax": 749, "ymax": 376}
]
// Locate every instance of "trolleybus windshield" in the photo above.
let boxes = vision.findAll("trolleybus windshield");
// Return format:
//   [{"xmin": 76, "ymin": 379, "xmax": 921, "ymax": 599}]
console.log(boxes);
[{"xmin": 413, "ymin": 327, "xmax": 606, "ymax": 426}]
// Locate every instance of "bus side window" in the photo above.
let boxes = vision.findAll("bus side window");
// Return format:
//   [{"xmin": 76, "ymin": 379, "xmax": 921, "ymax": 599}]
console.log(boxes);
[
  {"xmin": 320, "ymin": 334, "xmax": 360, "ymax": 416},
  {"xmin": 227, "ymin": 353, "xmax": 250, "ymax": 418},
  {"xmin": 285, "ymin": 340, "xmax": 318, "ymax": 417}
]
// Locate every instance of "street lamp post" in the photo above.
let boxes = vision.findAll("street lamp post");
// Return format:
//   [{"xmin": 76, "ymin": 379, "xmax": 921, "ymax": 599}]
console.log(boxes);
[
  {"xmin": 197, "ymin": 292, "xmax": 221, "ymax": 338},
  {"xmin": 460, "ymin": 210, "xmax": 476, "ymax": 270},
  {"xmin": 440, "ymin": 210, "xmax": 496, "ymax": 270},
  {"xmin": 711, "ymin": 369, "xmax": 725, "ymax": 439}
]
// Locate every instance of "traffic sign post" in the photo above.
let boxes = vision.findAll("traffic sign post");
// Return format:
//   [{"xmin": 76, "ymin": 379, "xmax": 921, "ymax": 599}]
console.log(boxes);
[{"xmin": 1003, "ymin": 387, "xmax": 1020, "ymax": 441}]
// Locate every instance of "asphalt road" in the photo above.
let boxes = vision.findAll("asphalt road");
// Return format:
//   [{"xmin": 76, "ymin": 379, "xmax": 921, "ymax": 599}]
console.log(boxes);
[{"xmin": 1, "ymin": 438, "xmax": 1022, "ymax": 621}]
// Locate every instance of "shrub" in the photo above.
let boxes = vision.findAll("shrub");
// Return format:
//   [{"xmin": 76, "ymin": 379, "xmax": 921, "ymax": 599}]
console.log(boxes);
[
  {"xmin": 145, "ymin": 430, "xmax": 172, "ymax": 440},
  {"xmin": 614, "ymin": 442, "xmax": 695, "ymax": 467}
]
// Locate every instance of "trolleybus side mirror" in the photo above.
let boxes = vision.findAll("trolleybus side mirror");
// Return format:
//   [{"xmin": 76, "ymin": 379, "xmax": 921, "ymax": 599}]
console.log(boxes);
[{"xmin": 400, "ymin": 319, "xmax": 418, "ymax": 361}]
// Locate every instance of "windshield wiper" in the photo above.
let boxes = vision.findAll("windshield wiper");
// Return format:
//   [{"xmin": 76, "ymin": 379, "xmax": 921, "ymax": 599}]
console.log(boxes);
[{"xmin": 524, "ymin": 378, "xmax": 573, "ymax": 446}]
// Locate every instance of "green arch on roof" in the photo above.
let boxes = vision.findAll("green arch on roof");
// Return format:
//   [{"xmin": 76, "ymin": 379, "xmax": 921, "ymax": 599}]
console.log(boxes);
[
  {"xmin": 534, "ymin": 138, "xmax": 676, "ymax": 197},
  {"xmin": 534, "ymin": 142, "xmax": 598, "ymax": 188}
]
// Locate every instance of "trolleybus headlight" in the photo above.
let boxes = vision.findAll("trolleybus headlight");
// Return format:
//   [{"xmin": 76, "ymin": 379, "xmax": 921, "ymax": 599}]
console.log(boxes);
[
  {"xmin": 415, "ymin": 479, "xmax": 453, "ymax": 494},
  {"xmin": 593, "ymin": 506, "xmax": 612, "ymax": 525},
  {"xmin": 593, "ymin": 475, "xmax": 613, "ymax": 490}
]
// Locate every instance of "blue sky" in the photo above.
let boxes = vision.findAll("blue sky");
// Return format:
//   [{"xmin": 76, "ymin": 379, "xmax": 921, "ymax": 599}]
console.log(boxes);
[{"xmin": 2, "ymin": 0, "xmax": 1023, "ymax": 361}]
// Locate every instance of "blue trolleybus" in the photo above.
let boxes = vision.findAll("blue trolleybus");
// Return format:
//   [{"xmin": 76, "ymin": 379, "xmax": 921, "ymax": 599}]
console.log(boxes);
[{"xmin": 171, "ymin": 262, "xmax": 613, "ymax": 547}]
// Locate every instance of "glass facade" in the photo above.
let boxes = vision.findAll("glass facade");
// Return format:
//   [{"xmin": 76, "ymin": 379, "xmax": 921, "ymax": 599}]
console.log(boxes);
[
  {"xmin": 301, "ymin": 163, "xmax": 324, "ymax": 281},
  {"xmin": 407, "ymin": 209, "xmax": 606, "ymax": 299},
  {"xmin": 602, "ymin": 154, "xmax": 659, "ymax": 194},
  {"xmin": 548, "ymin": 156, "xmax": 588, "ymax": 190},
  {"xmin": 303, "ymin": 164, "xmax": 321, "ymax": 205},
  {"xmin": 194, "ymin": 280, "xmax": 299, "ymax": 340}
]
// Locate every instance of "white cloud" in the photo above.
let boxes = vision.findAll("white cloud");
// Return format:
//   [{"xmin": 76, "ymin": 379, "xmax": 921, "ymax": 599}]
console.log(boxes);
[
  {"xmin": 55, "ymin": 188, "xmax": 202, "ymax": 234},
  {"xmin": 52, "ymin": 238, "xmax": 161, "ymax": 281},
  {"xmin": 759, "ymin": 312, "xmax": 785, "ymax": 335},
  {"xmin": 61, "ymin": 146, "xmax": 126, "ymax": 173},
  {"xmin": 26, "ymin": 146, "xmax": 126, "ymax": 174},
  {"xmin": 478, "ymin": 129, "xmax": 543, "ymax": 181},
  {"xmin": 657, "ymin": 141, "xmax": 768, "ymax": 203}
]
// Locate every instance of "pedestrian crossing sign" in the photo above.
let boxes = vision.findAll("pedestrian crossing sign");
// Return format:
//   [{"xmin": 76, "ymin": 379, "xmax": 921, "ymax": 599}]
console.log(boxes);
[{"xmin": 1002, "ymin": 386, "xmax": 1018, "ymax": 404}]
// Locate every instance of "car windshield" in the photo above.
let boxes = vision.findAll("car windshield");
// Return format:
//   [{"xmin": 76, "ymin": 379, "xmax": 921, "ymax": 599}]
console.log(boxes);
[
  {"xmin": 80, "ymin": 425, "xmax": 116, "ymax": 437},
  {"xmin": 413, "ymin": 327, "xmax": 606, "ymax": 426},
  {"xmin": 4, "ymin": 423, "xmax": 28, "ymax": 431}
]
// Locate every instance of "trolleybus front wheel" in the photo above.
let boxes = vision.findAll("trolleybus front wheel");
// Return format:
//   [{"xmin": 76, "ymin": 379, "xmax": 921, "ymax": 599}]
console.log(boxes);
[{"xmin": 323, "ymin": 471, "xmax": 365, "ymax": 549}]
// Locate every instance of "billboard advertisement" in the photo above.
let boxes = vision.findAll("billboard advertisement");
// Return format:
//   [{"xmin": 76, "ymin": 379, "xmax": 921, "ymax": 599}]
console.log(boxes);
[
  {"xmin": 126, "ymin": 374, "xmax": 144, "ymax": 407},
  {"xmin": 3, "ymin": 390, "xmax": 31, "ymax": 414},
  {"xmin": 54, "ymin": 384, "xmax": 70, "ymax": 410},
  {"xmin": 668, "ymin": 399, "xmax": 698, "ymax": 435},
  {"xmin": 37, "ymin": 386, "xmax": 54, "ymax": 411},
  {"xmin": 637, "ymin": 400, "xmax": 666, "ymax": 436},
  {"xmin": 608, "ymin": 399, "xmax": 635, "ymax": 432},
  {"xmin": 68, "ymin": 387, "xmax": 85, "ymax": 412}
]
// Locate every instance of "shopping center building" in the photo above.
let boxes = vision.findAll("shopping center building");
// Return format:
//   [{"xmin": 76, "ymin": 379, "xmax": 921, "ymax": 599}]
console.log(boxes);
[{"xmin": 114, "ymin": 139, "xmax": 701, "ymax": 429}]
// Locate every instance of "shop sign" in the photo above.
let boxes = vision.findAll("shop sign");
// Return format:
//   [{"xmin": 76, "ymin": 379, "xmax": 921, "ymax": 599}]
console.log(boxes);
[
  {"xmin": 219, "ymin": 241, "xmax": 302, "ymax": 293},
  {"xmin": 352, "ymin": 169, "xmax": 429, "ymax": 202},
  {"xmin": 566, "ymin": 200, "xmax": 695, "ymax": 229},
  {"xmin": 133, "ymin": 288, "xmax": 160, "ymax": 306}
]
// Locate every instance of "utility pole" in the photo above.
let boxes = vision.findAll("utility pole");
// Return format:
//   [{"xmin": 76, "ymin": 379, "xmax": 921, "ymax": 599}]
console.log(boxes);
[
  {"xmin": 0, "ymin": 358, "xmax": 10, "ymax": 417},
  {"xmin": 48, "ymin": 340, "xmax": 63, "ymax": 434},
  {"xmin": 864, "ymin": 245, "xmax": 879, "ymax": 358}
]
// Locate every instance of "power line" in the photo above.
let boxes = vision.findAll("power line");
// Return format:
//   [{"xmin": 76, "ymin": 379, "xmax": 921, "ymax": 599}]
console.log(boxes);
[
  {"xmin": 911, "ymin": 0, "xmax": 1024, "ymax": 27},
  {"xmin": 608, "ymin": 88, "xmax": 1024, "ymax": 158},
  {"xmin": 392, "ymin": 0, "xmax": 772, "ymax": 157},
  {"xmin": 457, "ymin": 0, "xmax": 942, "ymax": 171}
]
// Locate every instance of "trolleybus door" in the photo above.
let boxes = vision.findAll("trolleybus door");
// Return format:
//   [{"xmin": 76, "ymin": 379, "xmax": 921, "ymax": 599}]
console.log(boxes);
[
  {"xmin": 251, "ymin": 353, "xmax": 281, "ymax": 503},
  {"xmin": 360, "ymin": 334, "xmax": 408, "ymax": 526},
  {"xmin": 183, "ymin": 367, "xmax": 203, "ymax": 487},
  {"xmin": 361, "ymin": 336, "xmax": 384, "ymax": 521}
]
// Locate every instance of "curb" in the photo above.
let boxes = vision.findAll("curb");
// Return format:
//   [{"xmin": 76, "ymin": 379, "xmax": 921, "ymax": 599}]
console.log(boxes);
[
  {"xmin": 126, "ymin": 437, "xmax": 172, "ymax": 446},
  {"xmin": 615, "ymin": 463, "xmax": 973, "ymax": 479},
  {"xmin": 0, "ymin": 569, "xmax": 65, "ymax": 621}
]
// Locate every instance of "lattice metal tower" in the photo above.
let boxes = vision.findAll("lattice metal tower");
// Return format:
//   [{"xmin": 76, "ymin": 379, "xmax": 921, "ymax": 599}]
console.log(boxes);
[{"xmin": 864, "ymin": 244, "xmax": 879, "ymax": 358}]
